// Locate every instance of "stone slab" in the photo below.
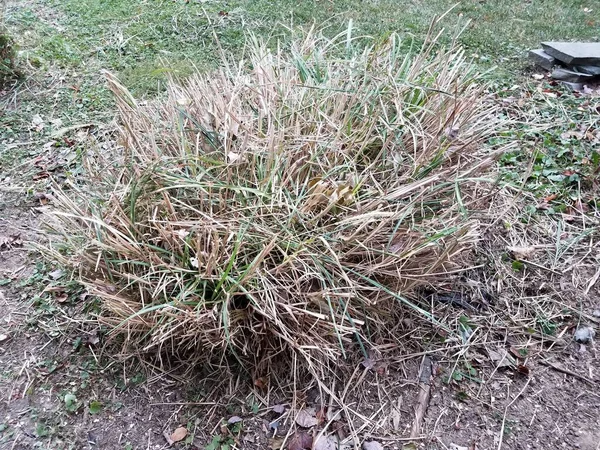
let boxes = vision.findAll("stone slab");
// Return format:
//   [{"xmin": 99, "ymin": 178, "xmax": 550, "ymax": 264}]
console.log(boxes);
[
  {"xmin": 551, "ymin": 67, "xmax": 596, "ymax": 83},
  {"xmin": 529, "ymin": 49, "xmax": 556, "ymax": 70},
  {"xmin": 541, "ymin": 42, "xmax": 600, "ymax": 65},
  {"xmin": 573, "ymin": 65, "xmax": 600, "ymax": 76}
]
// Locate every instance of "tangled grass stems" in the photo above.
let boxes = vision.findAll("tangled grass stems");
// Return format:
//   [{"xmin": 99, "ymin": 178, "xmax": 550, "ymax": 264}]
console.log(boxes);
[{"xmin": 46, "ymin": 24, "xmax": 507, "ymax": 382}]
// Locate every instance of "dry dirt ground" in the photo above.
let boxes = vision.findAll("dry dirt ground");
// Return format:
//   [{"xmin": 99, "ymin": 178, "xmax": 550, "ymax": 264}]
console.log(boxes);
[{"xmin": 2, "ymin": 1, "xmax": 600, "ymax": 450}]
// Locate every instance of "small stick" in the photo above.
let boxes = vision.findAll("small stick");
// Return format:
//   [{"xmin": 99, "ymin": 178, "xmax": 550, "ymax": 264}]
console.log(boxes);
[
  {"xmin": 497, "ymin": 378, "xmax": 531, "ymax": 450},
  {"xmin": 539, "ymin": 359, "xmax": 597, "ymax": 385},
  {"xmin": 410, "ymin": 356, "xmax": 433, "ymax": 439}
]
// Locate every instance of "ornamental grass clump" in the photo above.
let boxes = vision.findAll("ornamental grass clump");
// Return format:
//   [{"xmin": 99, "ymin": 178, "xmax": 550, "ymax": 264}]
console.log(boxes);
[{"xmin": 49, "ymin": 26, "xmax": 503, "ymax": 378}]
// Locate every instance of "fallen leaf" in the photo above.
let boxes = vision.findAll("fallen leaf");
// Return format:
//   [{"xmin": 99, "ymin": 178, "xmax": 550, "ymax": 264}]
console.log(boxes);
[
  {"xmin": 288, "ymin": 431, "xmax": 312, "ymax": 450},
  {"xmin": 227, "ymin": 416, "xmax": 243, "ymax": 424},
  {"xmin": 48, "ymin": 269, "xmax": 65, "ymax": 280},
  {"xmin": 0, "ymin": 334, "xmax": 8, "ymax": 342},
  {"xmin": 487, "ymin": 348, "xmax": 516, "ymax": 368},
  {"xmin": 507, "ymin": 246, "xmax": 536, "ymax": 261},
  {"xmin": 254, "ymin": 377, "xmax": 268, "ymax": 389},
  {"xmin": 56, "ymin": 293, "xmax": 69, "ymax": 303},
  {"xmin": 272, "ymin": 404, "xmax": 286, "ymax": 414},
  {"xmin": 31, "ymin": 114, "xmax": 45, "ymax": 132},
  {"xmin": 532, "ymin": 73, "xmax": 544, "ymax": 80},
  {"xmin": 543, "ymin": 193, "xmax": 557, "ymax": 203},
  {"xmin": 314, "ymin": 435, "xmax": 337, "ymax": 450},
  {"xmin": 295, "ymin": 407, "xmax": 318, "ymax": 428},
  {"xmin": 363, "ymin": 441, "xmax": 384, "ymax": 450},
  {"xmin": 268, "ymin": 437, "xmax": 285, "ymax": 450},
  {"xmin": 170, "ymin": 427, "xmax": 187, "ymax": 443},
  {"xmin": 32, "ymin": 171, "xmax": 50, "ymax": 181},
  {"xmin": 361, "ymin": 357, "xmax": 375, "ymax": 369}
]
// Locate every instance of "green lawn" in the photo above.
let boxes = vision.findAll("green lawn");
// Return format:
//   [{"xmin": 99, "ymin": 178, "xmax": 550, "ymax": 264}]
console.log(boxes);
[
  {"xmin": 9, "ymin": 0, "xmax": 600, "ymax": 93},
  {"xmin": 3, "ymin": 0, "xmax": 600, "ymax": 209}
]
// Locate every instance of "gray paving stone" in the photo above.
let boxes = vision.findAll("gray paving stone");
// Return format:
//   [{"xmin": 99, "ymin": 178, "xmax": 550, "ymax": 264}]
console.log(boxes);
[
  {"xmin": 551, "ymin": 67, "xmax": 596, "ymax": 83},
  {"xmin": 529, "ymin": 49, "xmax": 556, "ymax": 70},
  {"xmin": 541, "ymin": 42, "xmax": 600, "ymax": 65}
]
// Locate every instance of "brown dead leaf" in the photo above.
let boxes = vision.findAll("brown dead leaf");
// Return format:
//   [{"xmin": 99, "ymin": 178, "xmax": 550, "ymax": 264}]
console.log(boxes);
[
  {"xmin": 268, "ymin": 437, "xmax": 285, "ymax": 450},
  {"xmin": 56, "ymin": 293, "xmax": 69, "ymax": 303},
  {"xmin": 272, "ymin": 404, "xmax": 286, "ymax": 414},
  {"xmin": 516, "ymin": 365, "xmax": 530, "ymax": 377},
  {"xmin": 295, "ymin": 407, "xmax": 318, "ymax": 428},
  {"xmin": 315, "ymin": 407, "xmax": 327, "ymax": 425},
  {"xmin": 170, "ymin": 427, "xmax": 187, "ymax": 443},
  {"xmin": 487, "ymin": 348, "xmax": 516, "ymax": 368},
  {"xmin": 288, "ymin": 431, "xmax": 312, "ymax": 450},
  {"xmin": 507, "ymin": 246, "xmax": 536, "ymax": 261},
  {"xmin": 32, "ymin": 171, "xmax": 50, "ymax": 181},
  {"xmin": 254, "ymin": 377, "xmax": 268, "ymax": 390}
]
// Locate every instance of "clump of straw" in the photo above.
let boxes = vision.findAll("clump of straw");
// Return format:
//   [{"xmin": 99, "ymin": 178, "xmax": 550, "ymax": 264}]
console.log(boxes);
[{"xmin": 48, "ymin": 25, "xmax": 502, "ymax": 379}]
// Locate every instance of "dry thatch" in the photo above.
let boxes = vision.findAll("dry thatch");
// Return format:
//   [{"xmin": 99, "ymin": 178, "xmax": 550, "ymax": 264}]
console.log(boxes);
[{"xmin": 47, "ymin": 25, "xmax": 505, "ymax": 380}]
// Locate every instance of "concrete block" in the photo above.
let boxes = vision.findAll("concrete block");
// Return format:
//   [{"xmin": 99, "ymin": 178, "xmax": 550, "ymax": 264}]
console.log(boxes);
[{"xmin": 541, "ymin": 41, "xmax": 600, "ymax": 65}]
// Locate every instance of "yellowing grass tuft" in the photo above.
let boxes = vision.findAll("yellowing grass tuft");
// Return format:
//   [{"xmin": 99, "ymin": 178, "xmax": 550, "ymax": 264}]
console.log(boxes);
[{"xmin": 48, "ymin": 26, "xmax": 505, "ymax": 379}]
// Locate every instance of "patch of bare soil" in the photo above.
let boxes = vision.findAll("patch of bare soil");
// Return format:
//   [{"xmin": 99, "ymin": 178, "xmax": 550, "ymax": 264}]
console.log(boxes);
[{"xmin": 0, "ymin": 195, "xmax": 193, "ymax": 449}]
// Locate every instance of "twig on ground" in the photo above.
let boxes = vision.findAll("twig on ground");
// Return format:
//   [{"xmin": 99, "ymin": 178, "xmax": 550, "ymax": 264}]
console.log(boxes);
[
  {"xmin": 584, "ymin": 266, "xmax": 600, "ymax": 295},
  {"xmin": 497, "ymin": 377, "xmax": 531, "ymax": 450},
  {"xmin": 410, "ymin": 355, "xmax": 433, "ymax": 439},
  {"xmin": 539, "ymin": 359, "xmax": 597, "ymax": 385}
]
